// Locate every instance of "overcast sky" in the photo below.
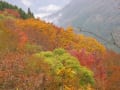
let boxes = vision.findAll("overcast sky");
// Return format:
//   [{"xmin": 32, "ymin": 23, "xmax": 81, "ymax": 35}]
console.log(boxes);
[{"xmin": 5, "ymin": 0, "xmax": 70, "ymax": 18}]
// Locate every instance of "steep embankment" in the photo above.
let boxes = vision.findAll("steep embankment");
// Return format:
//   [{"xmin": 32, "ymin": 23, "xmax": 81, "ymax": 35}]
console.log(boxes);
[{"xmin": 46, "ymin": 0, "xmax": 120, "ymax": 52}]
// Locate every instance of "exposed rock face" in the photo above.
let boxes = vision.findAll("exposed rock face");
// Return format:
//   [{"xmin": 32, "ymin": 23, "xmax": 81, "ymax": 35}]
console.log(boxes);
[
  {"xmin": 112, "ymin": 31, "xmax": 120, "ymax": 48},
  {"xmin": 46, "ymin": 0, "xmax": 120, "ymax": 52}
]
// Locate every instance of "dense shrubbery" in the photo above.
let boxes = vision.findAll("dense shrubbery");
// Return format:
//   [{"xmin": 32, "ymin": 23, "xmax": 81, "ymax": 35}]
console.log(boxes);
[
  {"xmin": 0, "ymin": 1, "xmax": 34, "ymax": 19},
  {"xmin": 0, "ymin": 2, "xmax": 119, "ymax": 90}
]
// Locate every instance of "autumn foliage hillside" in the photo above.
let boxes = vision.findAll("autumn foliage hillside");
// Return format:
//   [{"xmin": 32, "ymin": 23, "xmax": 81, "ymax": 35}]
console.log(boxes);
[
  {"xmin": 0, "ymin": 4, "xmax": 120, "ymax": 90},
  {"xmin": 0, "ymin": 1, "xmax": 34, "ymax": 19}
]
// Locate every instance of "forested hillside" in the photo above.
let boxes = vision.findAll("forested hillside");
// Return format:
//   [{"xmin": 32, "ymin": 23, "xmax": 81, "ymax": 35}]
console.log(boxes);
[
  {"xmin": 46, "ymin": 0, "xmax": 120, "ymax": 52},
  {"xmin": 0, "ymin": 1, "xmax": 120, "ymax": 90},
  {"xmin": 0, "ymin": 1, "xmax": 34, "ymax": 19}
]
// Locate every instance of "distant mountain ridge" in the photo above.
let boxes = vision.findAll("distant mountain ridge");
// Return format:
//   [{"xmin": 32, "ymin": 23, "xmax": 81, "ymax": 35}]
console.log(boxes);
[{"xmin": 46, "ymin": 0, "xmax": 120, "ymax": 52}]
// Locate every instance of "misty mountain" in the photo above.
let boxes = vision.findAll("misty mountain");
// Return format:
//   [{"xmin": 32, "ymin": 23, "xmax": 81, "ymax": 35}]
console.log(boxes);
[{"xmin": 45, "ymin": 0, "xmax": 120, "ymax": 52}]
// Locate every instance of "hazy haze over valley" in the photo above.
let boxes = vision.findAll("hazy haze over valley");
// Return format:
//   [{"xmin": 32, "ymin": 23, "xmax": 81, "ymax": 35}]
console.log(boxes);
[
  {"xmin": 4, "ymin": 0, "xmax": 120, "ymax": 52},
  {"xmin": 46, "ymin": 0, "xmax": 120, "ymax": 52}
]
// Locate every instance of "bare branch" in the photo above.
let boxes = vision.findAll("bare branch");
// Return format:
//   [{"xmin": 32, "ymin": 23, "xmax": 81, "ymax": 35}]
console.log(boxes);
[{"xmin": 76, "ymin": 26, "xmax": 120, "ymax": 48}]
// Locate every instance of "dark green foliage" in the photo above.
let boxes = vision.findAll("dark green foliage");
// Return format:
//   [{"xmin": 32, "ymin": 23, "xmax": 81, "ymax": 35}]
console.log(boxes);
[
  {"xmin": 27, "ymin": 8, "xmax": 34, "ymax": 18},
  {"xmin": 0, "ymin": 1, "xmax": 34, "ymax": 19},
  {"xmin": 0, "ymin": 1, "xmax": 17, "ymax": 10},
  {"xmin": 18, "ymin": 8, "xmax": 29, "ymax": 19}
]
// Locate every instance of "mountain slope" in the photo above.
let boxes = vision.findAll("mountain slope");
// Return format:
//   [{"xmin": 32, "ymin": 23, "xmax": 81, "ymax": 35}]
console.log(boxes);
[
  {"xmin": 0, "ymin": 1, "xmax": 34, "ymax": 19},
  {"xmin": 46, "ymin": 0, "xmax": 120, "ymax": 52}
]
